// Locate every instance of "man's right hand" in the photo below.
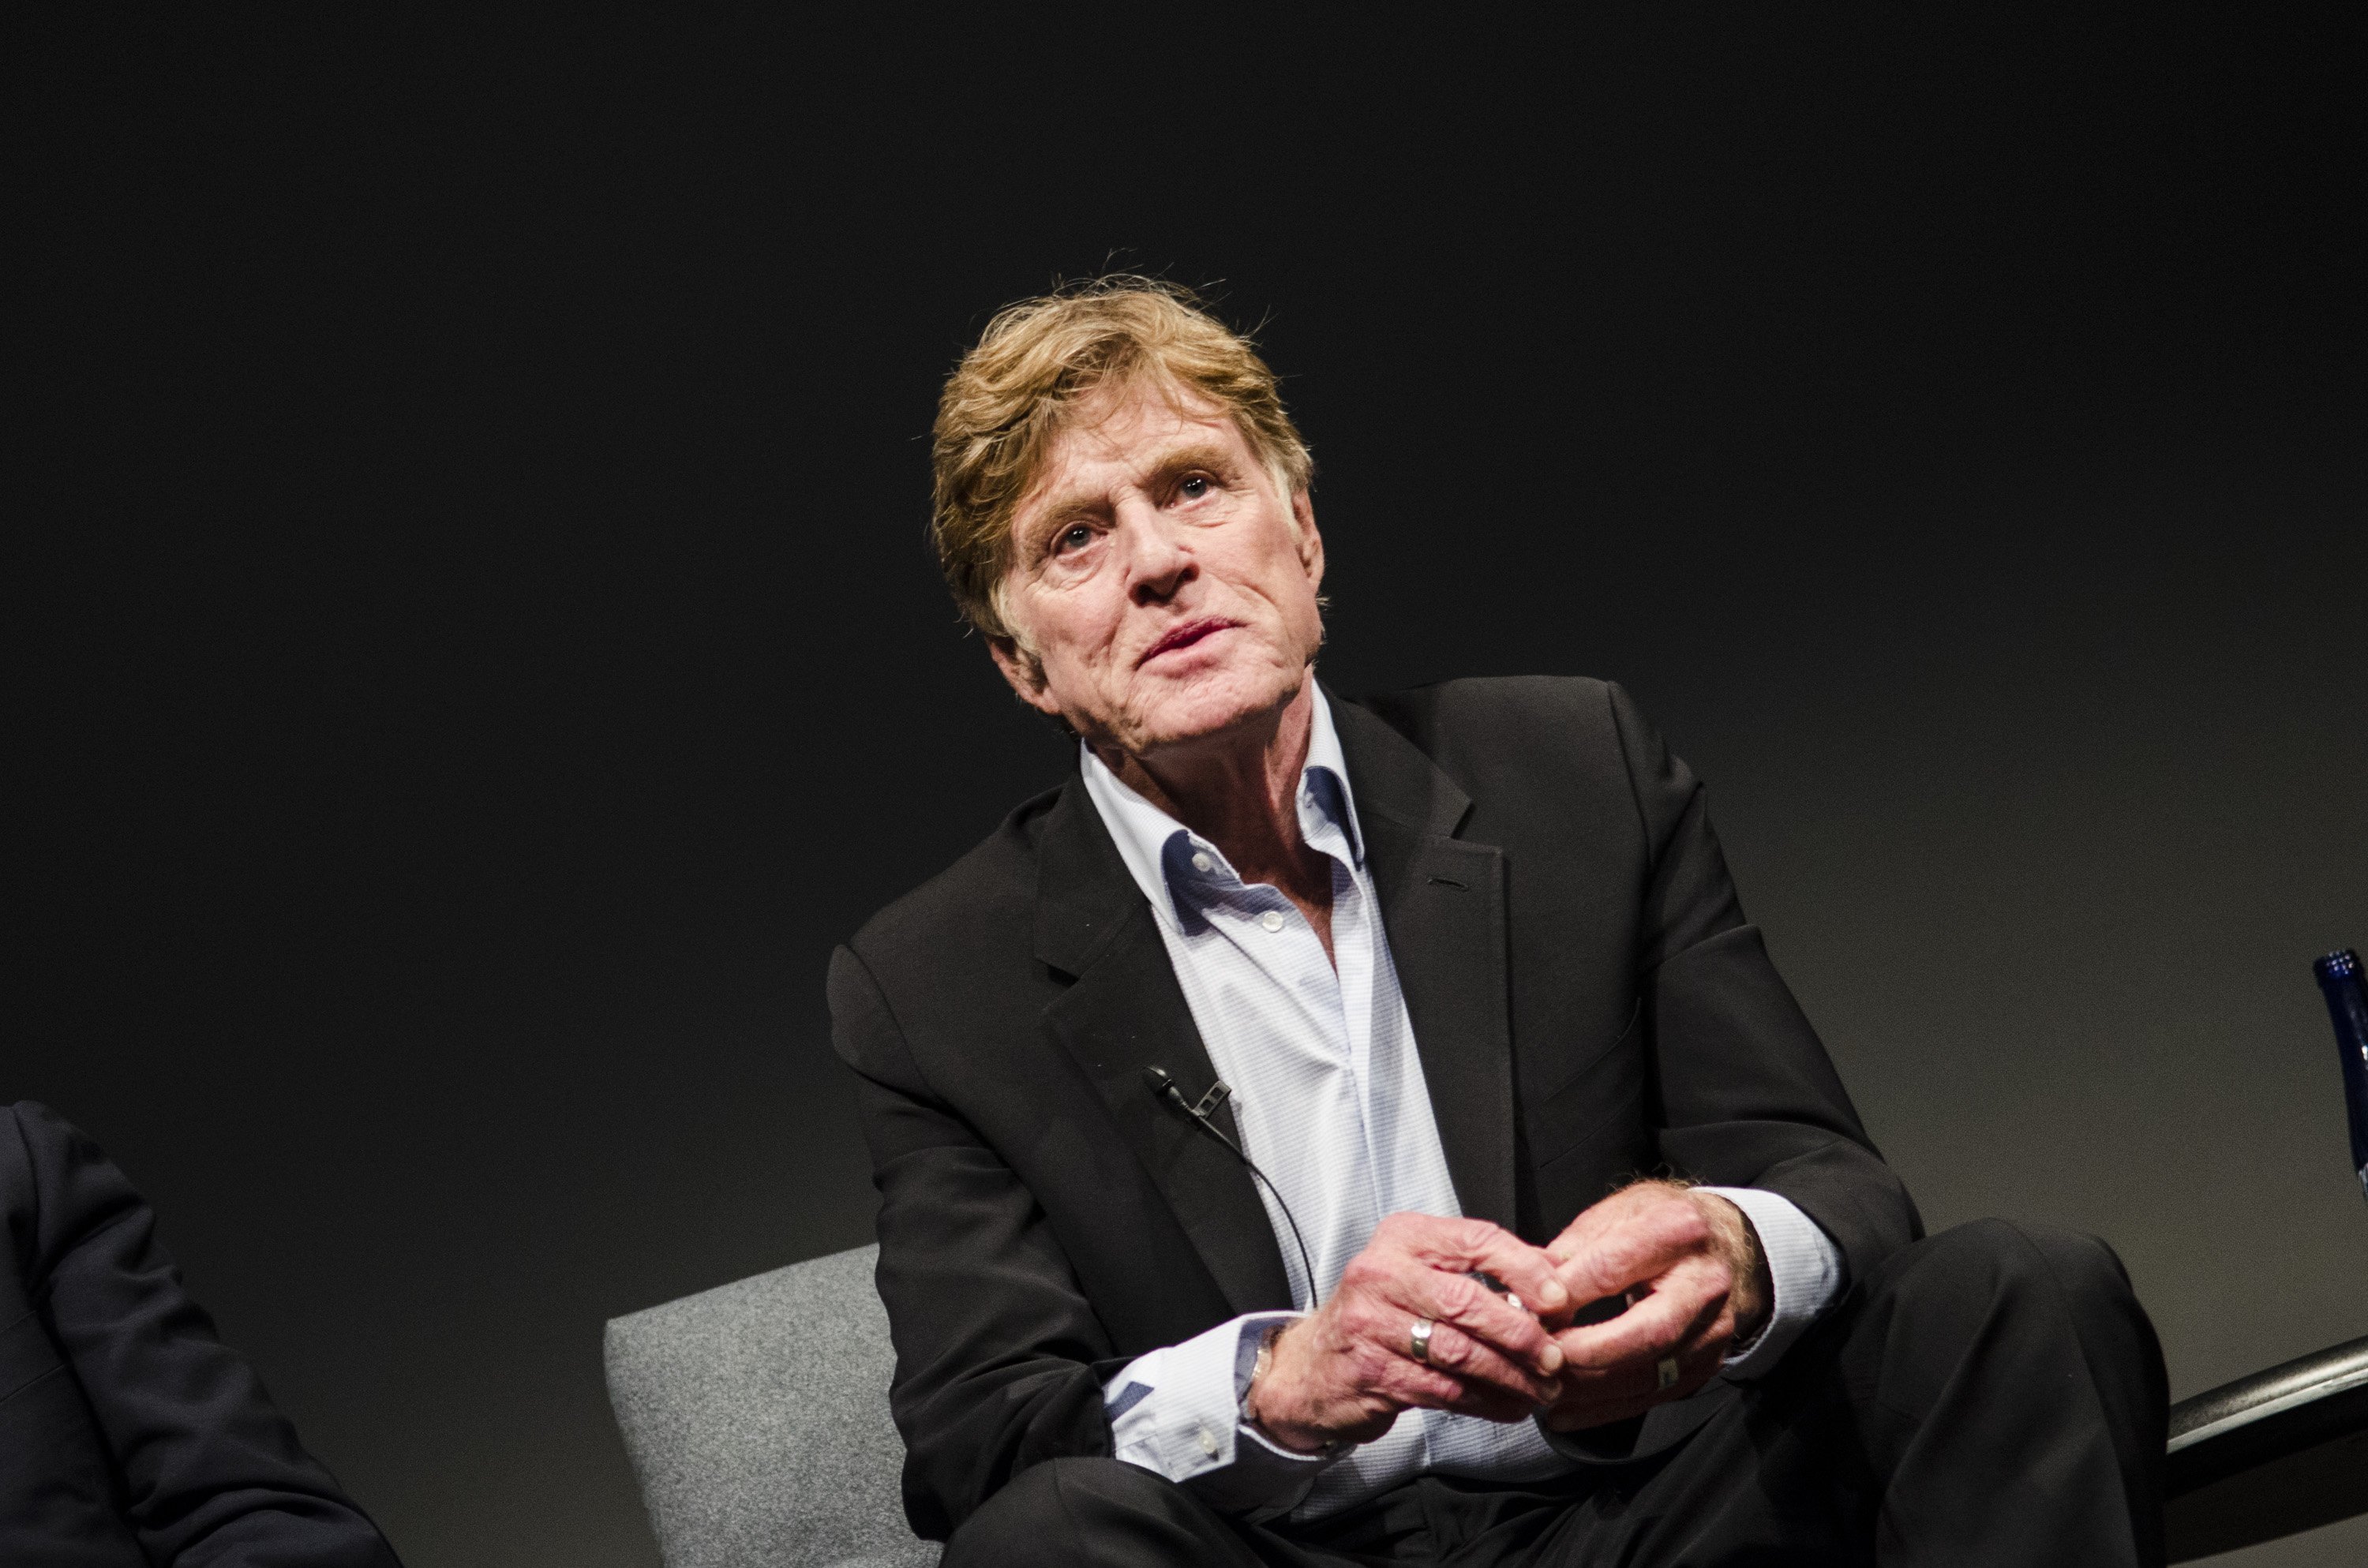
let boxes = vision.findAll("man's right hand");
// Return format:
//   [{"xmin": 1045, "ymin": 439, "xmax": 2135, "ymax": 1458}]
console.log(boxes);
[{"xmin": 1242, "ymin": 1213, "xmax": 1573, "ymax": 1452}]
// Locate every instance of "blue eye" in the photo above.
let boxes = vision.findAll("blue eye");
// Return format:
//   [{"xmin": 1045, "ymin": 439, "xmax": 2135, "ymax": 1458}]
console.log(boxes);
[
  {"xmin": 1056, "ymin": 523, "xmax": 1094, "ymax": 553},
  {"xmin": 1178, "ymin": 475, "xmax": 1210, "ymax": 500}
]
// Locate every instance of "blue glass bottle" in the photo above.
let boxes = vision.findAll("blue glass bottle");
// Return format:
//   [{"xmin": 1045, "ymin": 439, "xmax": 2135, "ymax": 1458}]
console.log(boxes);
[{"xmin": 2312, "ymin": 949, "xmax": 2368, "ymax": 1205}]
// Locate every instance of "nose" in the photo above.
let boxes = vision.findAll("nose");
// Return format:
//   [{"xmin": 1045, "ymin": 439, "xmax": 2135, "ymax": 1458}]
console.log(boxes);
[{"xmin": 1117, "ymin": 503, "xmax": 1195, "ymax": 606}]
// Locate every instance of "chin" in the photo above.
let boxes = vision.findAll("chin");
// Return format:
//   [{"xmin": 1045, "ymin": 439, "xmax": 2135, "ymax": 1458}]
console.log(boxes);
[{"xmin": 1125, "ymin": 664, "xmax": 1302, "ymax": 753}]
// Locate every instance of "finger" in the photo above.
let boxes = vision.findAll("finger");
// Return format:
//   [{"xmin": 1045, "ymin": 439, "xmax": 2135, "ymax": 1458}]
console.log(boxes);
[
  {"xmin": 1553, "ymin": 1267, "xmax": 1729, "ymax": 1374},
  {"xmin": 1410, "ymin": 1268, "xmax": 1567, "ymax": 1378},
  {"xmin": 1346, "ymin": 1339, "xmax": 1495, "ymax": 1416},
  {"xmin": 1378, "ymin": 1214, "xmax": 1573, "ymax": 1320},
  {"xmin": 1377, "ymin": 1347, "xmax": 1554, "ymax": 1424},
  {"xmin": 1662, "ymin": 1341, "xmax": 1726, "ymax": 1399},
  {"xmin": 1541, "ymin": 1341, "xmax": 1727, "ymax": 1429},
  {"xmin": 1541, "ymin": 1373, "xmax": 1699, "ymax": 1431},
  {"xmin": 1543, "ymin": 1179, "xmax": 1693, "ymax": 1264},
  {"xmin": 1442, "ymin": 1232, "xmax": 1574, "ymax": 1322},
  {"xmin": 1336, "ymin": 1285, "xmax": 1561, "ymax": 1407},
  {"xmin": 1395, "ymin": 1316, "xmax": 1564, "ymax": 1408},
  {"xmin": 1549, "ymin": 1199, "xmax": 1713, "ymax": 1307}
]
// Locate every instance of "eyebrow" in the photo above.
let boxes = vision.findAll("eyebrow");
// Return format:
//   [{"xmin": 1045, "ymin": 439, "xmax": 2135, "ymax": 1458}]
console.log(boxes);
[
  {"xmin": 1017, "ymin": 441, "xmax": 1243, "ymax": 545},
  {"xmin": 1148, "ymin": 442, "xmax": 1240, "ymax": 485}
]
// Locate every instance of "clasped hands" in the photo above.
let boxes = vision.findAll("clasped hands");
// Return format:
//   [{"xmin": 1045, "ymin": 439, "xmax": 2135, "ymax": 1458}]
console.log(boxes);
[{"xmin": 1242, "ymin": 1181, "xmax": 1773, "ymax": 1453}]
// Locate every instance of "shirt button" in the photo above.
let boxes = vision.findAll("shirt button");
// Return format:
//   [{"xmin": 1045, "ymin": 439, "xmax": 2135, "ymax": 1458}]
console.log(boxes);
[
  {"xmin": 1260, "ymin": 910, "xmax": 1286, "ymax": 933},
  {"xmin": 1197, "ymin": 1424, "xmax": 1220, "ymax": 1457},
  {"xmin": 1191, "ymin": 852, "xmax": 1213, "ymax": 874}
]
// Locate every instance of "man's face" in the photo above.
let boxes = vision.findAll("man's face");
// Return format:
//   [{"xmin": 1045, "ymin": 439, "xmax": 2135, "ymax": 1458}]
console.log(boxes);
[{"xmin": 991, "ymin": 377, "xmax": 1325, "ymax": 758}]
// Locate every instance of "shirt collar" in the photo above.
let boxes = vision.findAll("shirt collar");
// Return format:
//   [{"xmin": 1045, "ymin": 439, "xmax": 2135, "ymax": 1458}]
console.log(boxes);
[{"xmin": 1078, "ymin": 685, "xmax": 1366, "ymax": 933}]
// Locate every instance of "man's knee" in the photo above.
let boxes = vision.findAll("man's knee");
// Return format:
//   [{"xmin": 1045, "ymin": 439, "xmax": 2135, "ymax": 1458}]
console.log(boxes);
[
  {"xmin": 1864, "ymin": 1218, "xmax": 2160, "ymax": 1392},
  {"xmin": 1883, "ymin": 1218, "xmax": 2136, "ymax": 1322},
  {"xmin": 1835, "ymin": 1218, "xmax": 2163, "ymax": 1450},
  {"xmin": 942, "ymin": 1456, "xmax": 1206, "ymax": 1568}
]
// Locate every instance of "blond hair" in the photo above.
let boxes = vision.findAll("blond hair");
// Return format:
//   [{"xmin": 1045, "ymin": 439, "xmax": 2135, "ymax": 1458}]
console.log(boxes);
[{"xmin": 930, "ymin": 277, "xmax": 1313, "ymax": 638}]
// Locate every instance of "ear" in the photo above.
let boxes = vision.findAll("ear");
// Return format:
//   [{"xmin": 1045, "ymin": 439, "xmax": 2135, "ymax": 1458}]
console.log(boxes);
[
  {"xmin": 987, "ymin": 634, "xmax": 1066, "ymax": 718},
  {"xmin": 1291, "ymin": 490, "xmax": 1325, "ymax": 593}
]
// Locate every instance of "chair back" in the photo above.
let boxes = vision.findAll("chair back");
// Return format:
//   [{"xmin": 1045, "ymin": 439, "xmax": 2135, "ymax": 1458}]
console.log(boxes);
[{"xmin": 605, "ymin": 1244, "xmax": 940, "ymax": 1568}]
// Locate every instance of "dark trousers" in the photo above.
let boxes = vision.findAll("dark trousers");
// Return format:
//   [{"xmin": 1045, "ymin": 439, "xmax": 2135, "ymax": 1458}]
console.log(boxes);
[{"xmin": 943, "ymin": 1219, "xmax": 2170, "ymax": 1567}]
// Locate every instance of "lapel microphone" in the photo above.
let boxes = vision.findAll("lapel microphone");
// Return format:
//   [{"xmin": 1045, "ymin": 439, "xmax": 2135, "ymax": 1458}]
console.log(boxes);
[
  {"xmin": 1143, "ymin": 1065, "xmax": 1321, "ymax": 1307},
  {"xmin": 1143, "ymin": 1065, "xmax": 1233, "ymax": 1125}
]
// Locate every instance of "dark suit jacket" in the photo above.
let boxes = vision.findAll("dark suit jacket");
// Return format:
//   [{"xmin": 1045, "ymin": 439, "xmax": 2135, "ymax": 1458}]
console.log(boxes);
[
  {"xmin": 830, "ymin": 676, "xmax": 1922, "ymax": 1540},
  {"xmin": 0, "ymin": 1102, "xmax": 402, "ymax": 1568}
]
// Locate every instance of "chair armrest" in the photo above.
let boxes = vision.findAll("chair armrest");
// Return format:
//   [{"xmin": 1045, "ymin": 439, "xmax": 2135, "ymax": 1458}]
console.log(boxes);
[{"xmin": 2165, "ymin": 1332, "xmax": 2368, "ymax": 1561}]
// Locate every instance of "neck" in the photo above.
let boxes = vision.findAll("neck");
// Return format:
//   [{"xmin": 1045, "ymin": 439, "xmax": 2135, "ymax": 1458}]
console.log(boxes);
[{"xmin": 1094, "ymin": 679, "xmax": 1324, "ymax": 897}]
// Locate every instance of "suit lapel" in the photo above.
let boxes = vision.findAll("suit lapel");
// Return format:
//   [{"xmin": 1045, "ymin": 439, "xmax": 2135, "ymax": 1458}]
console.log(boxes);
[
  {"xmin": 1331, "ymin": 695, "xmax": 1519, "ymax": 1234},
  {"xmin": 1033, "ymin": 777, "xmax": 1297, "ymax": 1316}
]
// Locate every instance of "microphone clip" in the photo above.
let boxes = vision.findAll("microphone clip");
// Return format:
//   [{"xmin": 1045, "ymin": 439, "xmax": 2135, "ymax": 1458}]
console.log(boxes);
[{"xmin": 1141, "ymin": 1065, "xmax": 1233, "ymax": 1122}]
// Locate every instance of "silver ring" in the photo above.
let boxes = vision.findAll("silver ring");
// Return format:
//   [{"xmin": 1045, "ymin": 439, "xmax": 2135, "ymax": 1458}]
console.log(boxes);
[
  {"xmin": 1655, "ymin": 1355, "xmax": 1680, "ymax": 1391},
  {"xmin": 1410, "ymin": 1318, "xmax": 1436, "ymax": 1364}
]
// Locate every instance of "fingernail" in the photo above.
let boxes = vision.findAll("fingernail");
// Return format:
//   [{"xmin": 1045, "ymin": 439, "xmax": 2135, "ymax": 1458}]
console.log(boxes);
[
  {"xmin": 1541, "ymin": 1343, "xmax": 1564, "ymax": 1372},
  {"xmin": 1539, "ymin": 1279, "xmax": 1569, "ymax": 1309}
]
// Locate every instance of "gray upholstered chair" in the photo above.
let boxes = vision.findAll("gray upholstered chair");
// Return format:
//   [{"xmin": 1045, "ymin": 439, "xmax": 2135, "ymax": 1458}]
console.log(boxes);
[
  {"xmin": 606, "ymin": 1244, "xmax": 2368, "ymax": 1566},
  {"xmin": 605, "ymin": 1244, "xmax": 939, "ymax": 1568}
]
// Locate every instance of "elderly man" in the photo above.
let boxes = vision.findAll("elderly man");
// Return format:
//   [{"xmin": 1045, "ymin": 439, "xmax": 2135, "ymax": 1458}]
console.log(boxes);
[{"xmin": 829, "ymin": 279, "xmax": 2167, "ymax": 1566}]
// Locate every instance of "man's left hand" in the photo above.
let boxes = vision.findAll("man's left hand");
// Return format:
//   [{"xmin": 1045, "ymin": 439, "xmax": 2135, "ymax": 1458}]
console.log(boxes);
[{"xmin": 1534, "ymin": 1181, "xmax": 1772, "ymax": 1432}]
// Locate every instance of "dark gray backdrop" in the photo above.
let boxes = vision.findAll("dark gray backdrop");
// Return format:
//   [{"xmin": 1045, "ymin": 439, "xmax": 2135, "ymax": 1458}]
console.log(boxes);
[{"xmin": 9, "ymin": 10, "xmax": 2363, "ymax": 1566}]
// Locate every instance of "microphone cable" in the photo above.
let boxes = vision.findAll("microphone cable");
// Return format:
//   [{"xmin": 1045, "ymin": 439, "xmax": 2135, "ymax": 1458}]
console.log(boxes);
[{"xmin": 1144, "ymin": 1065, "xmax": 1321, "ymax": 1308}]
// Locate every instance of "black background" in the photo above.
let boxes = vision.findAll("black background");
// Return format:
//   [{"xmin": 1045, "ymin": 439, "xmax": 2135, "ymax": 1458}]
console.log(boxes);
[{"xmin": 8, "ymin": 9, "xmax": 2364, "ymax": 1566}]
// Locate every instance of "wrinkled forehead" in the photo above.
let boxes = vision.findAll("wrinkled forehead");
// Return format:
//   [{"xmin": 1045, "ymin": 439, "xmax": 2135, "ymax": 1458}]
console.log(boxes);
[
  {"xmin": 1017, "ymin": 375, "xmax": 1264, "ymax": 516},
  {"xmin": 1051, "ymin": 376, "xmax": 1238, "ymax": 471}
]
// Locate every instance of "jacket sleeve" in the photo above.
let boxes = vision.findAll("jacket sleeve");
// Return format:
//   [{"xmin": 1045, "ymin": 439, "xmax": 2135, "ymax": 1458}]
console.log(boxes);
[
  {"xmin": 828, "ymin": 945, "xmax": 1119, "ymax": 1540},
  {"xmin": 1606, "ymin": 683, "xmax": 1924, "ymax": 1287},
  {"xmin": 6, "ymin": 1102, "xmax": 403, "ymax": 1567}
]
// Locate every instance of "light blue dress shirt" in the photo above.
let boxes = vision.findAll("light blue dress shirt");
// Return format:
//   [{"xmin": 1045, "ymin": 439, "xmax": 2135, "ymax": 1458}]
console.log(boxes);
[{"xmin": 1081, "ymin": 689, "xmax": 1844, "ymax": 1520}]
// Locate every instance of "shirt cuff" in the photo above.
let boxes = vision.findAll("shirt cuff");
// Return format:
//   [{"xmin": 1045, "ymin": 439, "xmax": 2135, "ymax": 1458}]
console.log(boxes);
[
  {"xmin": 1697, "ymin": 1187, "xmax": 1845, "ymax": 1379},
  {"xmin": 1100, "ymin": 1311, "xmax": 1336, "ymax": 1514}
]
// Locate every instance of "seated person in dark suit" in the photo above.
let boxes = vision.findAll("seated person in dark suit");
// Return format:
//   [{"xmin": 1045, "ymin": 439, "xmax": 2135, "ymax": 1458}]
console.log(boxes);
[
  {"xmin": 2, "ymin": 1101, "xmax": 402, "ymax": 1566},
  {"xmin": 830, "ymin": 278, "xmax": 2170, "ymax": 1566}
]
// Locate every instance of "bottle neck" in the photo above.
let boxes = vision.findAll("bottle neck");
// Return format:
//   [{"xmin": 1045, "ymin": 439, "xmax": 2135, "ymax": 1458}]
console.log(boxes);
[{"xmin": 2313, "ymin": 949, "xmax": 2368, "ymax": 1202}]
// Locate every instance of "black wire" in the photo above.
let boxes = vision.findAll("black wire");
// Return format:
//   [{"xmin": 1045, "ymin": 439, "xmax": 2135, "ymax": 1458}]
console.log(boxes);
[{"xmin": 1177, "ymin": 1102, "xmax": 1323, "ymax": 1310}]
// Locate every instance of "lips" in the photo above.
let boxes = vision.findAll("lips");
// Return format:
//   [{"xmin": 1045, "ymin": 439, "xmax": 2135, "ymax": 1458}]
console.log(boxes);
[{"xmin": 1138, "ymin": 616, "xmax": 1238, "ymax": 666}]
